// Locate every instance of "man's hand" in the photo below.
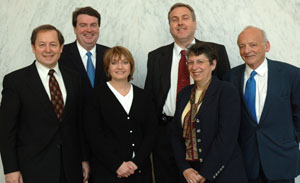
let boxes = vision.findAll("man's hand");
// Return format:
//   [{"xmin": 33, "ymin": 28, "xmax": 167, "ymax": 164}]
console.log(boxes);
[
  {"xmin": 82, "ymin": 161, "xmax": 90, "ymax": 182},
  {"xmin": 5, "ymin": 171, "xmax": 23, "ymax": 183}
]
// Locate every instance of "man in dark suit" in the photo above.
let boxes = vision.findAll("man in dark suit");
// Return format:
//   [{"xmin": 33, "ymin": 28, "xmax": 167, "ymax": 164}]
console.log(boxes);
[
  {"xmin": 144, "ymin": 3, "xmax": 230, "ymax": 183},
  {"xmin": 0, "ymin": 24, "xmax": 89, "ymax": 183},
  {"xmin": 224, "ymin": 26, "xmax": 300, "ymax": 183},
  {"xmin": 59, "ymin": 6, "xmax": 109, "ymax": 96}
]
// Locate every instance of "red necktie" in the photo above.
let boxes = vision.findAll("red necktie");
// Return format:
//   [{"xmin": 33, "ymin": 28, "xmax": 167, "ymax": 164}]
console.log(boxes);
[
  {"xmin": 177, "ymin": 50, "xmax": 190, "ymax": 93},
  {"xmin": 48, "ymin": 69, "xmax": 64, "ymax": 121}
]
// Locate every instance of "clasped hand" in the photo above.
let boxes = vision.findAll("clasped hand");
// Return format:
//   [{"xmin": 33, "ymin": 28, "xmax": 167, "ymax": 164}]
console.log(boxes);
[{"xmin": 116, "ymin": 161, "xmax": 138, "ymax": 178}]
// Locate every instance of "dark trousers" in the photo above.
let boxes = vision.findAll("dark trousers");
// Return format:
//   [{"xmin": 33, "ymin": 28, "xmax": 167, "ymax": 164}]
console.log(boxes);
[
  {"xmin": 249, "ymin": 164, "xmax": 294, "ymax": 183},
  {"xmin": 152, "ymin": 121, "xmax": 181, "ymax": 183}
]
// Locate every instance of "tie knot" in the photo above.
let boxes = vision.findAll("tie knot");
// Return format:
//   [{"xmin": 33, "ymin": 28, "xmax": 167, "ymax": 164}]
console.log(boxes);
[
  {"xmin": 181, "ymin": 50, "xmax": 186, "ymax": 57},
  {"xmin": 86, "ymin": 51, "xmax": 92, "ymax": 57},
  {"xmin": 250, "ymin": 71, "xmax": 257, "ymax": 78},
  {"xmin": 48, "ymin": 69, "xmax": 55, "ymax": 76}
]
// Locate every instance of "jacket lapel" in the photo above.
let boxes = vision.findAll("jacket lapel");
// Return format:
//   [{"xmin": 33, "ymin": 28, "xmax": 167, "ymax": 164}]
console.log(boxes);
[
  {"xmin": 26, "ymin": 62, "xmax": 58, "ymax": 121},
  {"xmin": 259, "ymin": 59, "xmax": 278, "ymax": 123},
  {"xmin": 60, "ymin": 66, "xmax": 74, "ymax": 122},
  {"xmin": 160, "ymin": 43, "xmax": 174, "ymax": 97}
]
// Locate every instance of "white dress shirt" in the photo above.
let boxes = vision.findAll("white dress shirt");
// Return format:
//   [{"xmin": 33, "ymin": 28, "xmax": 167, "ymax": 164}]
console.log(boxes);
[
  {"xmin": 163, "ymin": 40, "xmax": 195, "ymax": 116},
  {"xmin": 76, "ymin": 41, "xmax": 97, "ymax": 70},
  {"xmin": 35, "ymin": 61, "xmax": 67, "ymax": 103},
  {"xmin": 243, "ymin": 58, "xmax": 268, "ymax": 123}
]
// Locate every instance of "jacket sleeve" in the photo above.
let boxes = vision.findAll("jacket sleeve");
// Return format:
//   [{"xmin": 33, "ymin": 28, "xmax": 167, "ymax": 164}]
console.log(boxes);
[{"xmin": 0, "ymin": 75, "xmax": 21, "ymax": 174}]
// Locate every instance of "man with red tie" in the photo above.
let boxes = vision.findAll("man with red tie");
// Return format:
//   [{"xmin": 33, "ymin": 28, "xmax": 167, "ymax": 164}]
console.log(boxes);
[
  {"xmin": 144, "ymin": 3, "xmax": 230, "ymax": 183},
  {"xmin": 0, "ymin": 24, "xmax": 89, "ymax": 183}
]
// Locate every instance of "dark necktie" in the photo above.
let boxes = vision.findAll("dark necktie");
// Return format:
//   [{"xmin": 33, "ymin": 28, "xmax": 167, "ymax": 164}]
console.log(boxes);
[
  {"xmin": 177, "ymin": 50, "xmax": 190, "ymax": 93},
  {"xmin": 48, "ymin": 69, "xmax": 64, "ymax": 121},
  {"xmin": 86, "ymin": 52, "xmax": 95, "ymax": 88},
  {"xmin": 244, "ymin": 71, "xmax": 257, "ymax": 122}
]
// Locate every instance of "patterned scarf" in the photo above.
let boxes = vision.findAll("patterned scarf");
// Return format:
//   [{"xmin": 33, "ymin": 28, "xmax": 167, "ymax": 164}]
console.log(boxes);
[{"xmin": 182, "ymin": 80, "xmax": 211, "ymax": 161}]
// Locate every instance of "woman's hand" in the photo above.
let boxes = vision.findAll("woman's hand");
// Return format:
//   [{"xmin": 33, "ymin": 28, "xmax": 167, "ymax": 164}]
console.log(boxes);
[
  {"xmin": 183, "ymin": 168, "xmax": 206, "ymax": 183},
  {"xmin": 116, "ymin": 161, "xmax": 137, "ymax": 178}
]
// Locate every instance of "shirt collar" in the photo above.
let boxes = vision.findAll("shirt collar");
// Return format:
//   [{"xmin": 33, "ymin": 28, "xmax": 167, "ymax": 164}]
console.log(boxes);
[
  {"xmin": 76, "ymin": 41, "xmax": 96, "ymax": 58},
  {"xmin": 35, "ymin": 60, "xmax": 61, "ymax": 79},
  {"xmin": 245, "ymin": 58, "xmax": 268, "ymax": 77},
  {"xmin": 174, "ymin": 39, "xmax": 196, "ymax": 56}
]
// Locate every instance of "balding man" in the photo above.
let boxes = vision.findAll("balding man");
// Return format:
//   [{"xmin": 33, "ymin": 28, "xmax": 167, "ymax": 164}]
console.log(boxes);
[{"xmin": 225, "ymin": 26, "xmax": 300, "ymax": 183}]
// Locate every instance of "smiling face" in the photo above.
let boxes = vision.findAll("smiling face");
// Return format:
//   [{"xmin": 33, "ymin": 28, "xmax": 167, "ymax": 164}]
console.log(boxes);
[
  {"xmin": 108, "ymin": 54, "xmax": 131, "ymax": 82},
  {"xmin": 187, "ymin": 53, "xmax": 216, "ymax": 88},
  {"xmin": 74, "ymin": 14, "xmax": 99, "ymax": 51},
  {"xmin": 32, "ymin": 30, "xmax": 63, "ymax": 68},
  {"xmin": 237, "ymin": 27, "xmax": 270, "ymax": 70},
  {"xmin": 169, "ymin": 7, "xmax": 196, "ymax": 48}
]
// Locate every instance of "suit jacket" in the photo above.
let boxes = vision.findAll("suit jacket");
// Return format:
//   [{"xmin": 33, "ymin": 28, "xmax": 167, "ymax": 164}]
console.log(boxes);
[
  {"xmin": 0, "ymin": 62, "xmax": 87, "ymax": 183},
  {"xmin": 171, "ymin": 77, "xmax": 247, "ymax": 183},
  {"xmin": 59, "ymin": 41, "xmax": 109, "ymax": 97},
  {"xmin": 84, "ymin": 83, "xmax": 158, "ymax": 183},
  {"xmin": 224, "ymin": 59, "xmax": 300, "ymax": 180},
  {"xmin": 144, "ymin": 39, "xmax": 230, "ymax": 122}
]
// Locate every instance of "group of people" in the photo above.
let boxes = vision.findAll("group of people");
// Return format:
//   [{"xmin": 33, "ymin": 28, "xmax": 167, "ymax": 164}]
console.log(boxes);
[{"xmin": 0, "ymin": 2, "xmax": 299, "ymax": 183}]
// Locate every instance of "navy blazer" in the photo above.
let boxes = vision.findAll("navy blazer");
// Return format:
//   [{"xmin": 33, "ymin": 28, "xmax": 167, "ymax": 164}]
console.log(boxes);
[
  {"xmin": 224, "ymin": 59, "xmax": 300, "ymax": 180},
  {"xmin": 84, "ymin": 83, "xmax": 158, "ymax": 183},
  {"xmin": 144, "ymin": 40, "xmax": 230, "ymax": 122},
  {"xmin": 171, "ymin": 77, "xmax": 247, "ymax": 183},
  {"xmin": 0, "ymin": 62, "xmax": 86, "ymax": 183}
]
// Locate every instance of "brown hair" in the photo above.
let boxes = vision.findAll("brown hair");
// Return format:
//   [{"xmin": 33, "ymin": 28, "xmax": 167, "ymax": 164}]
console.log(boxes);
[
  {"xmin": 187, "ymin": 42, "xmax": 218, "ymax": 65},
  {"xmin": 103, "ymin": 46, "xmax": 135, "ymax": 81},
  {"xmin": 72, "ymin": 6, "xmax": 101, "ymax": 27},
  {"xmin": 168, "ymin": 3, "xmax": 196, "ymax": 23},
  {"xmin": 31, "ymin": 24, "xmax": 64, "ymax": 46}
]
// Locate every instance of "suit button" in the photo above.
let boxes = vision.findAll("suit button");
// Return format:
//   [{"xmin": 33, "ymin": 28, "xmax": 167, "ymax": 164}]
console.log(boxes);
[
  {"xmin": 127, "ymin": 116, "xmax": 130, "ymax": 120},
  {"xmin": 198, "ymin": 148, "xmax": 202, "ymax": 153},
  {"xmin": 197, "ymin": 139, "xmax": 201, "ymax": 143},
  {"xmin": 196, "ymin": 129, "xmax": 201, "ymax": 133},
  {"xmin": 129, "ymin": 130, "xmax": 133, "ymax": 133},
  {"xmin": 162, "ymin": 116, "xmax": 167, "ymax": 121},
  {"xmin": 138, "ymin": 170, "xmax": 142, "ymax": 173},
  {"xmin": 132, "ymin": 144, "xmax": 135, "ymax": 147},
  {"xmin": 199, "ymin": 158, "xmax": 203, "ymax": 162},
  {"xmin": 196, "ymin": 119, "xmax": 200, "ymax": 123}
]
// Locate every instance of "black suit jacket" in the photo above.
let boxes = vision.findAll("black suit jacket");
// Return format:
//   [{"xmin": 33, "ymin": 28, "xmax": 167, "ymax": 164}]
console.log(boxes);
[
  {"xmin": 0, "ymin": 62, "xmax": 86, "ymax": 183},
  {"xmin": 84, "ymin": 83, "xmax": 158, "ymax": 182},
  {"xmin": 171, "ymin": 77, "xmax": 247, "ymax": 182},
  {"xmin": 224, "ymin": 59, "xmax": 300, "ymax": 180},
  {"xmin": 59, "ymin": 41, "xmax": 109, "ymax": 96},
  {"xmin": 144, "ymin": 39, "xmax": 230, "ymax": 121}
]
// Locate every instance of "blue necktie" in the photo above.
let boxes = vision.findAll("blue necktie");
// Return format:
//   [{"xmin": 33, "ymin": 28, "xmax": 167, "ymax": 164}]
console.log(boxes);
[
  {"xmin": 86, "ymin": 52, "xmax": 95, "ymax": 88},
  {"xmin": 244, "ymin": 71, "xmax": 257, "ymax": 122}
]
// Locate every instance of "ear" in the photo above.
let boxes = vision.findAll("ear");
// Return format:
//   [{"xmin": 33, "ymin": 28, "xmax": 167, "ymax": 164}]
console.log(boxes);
[
  {"xmin": 31, "ymin": 44, "xmax": 35, "ymax": 54},
  {"xmin": 60, "ymin": 44, "xmax": 64, "ymax": 53},
  {"xmin": 265, "ymin": 41, "xmax": 270, "ymax": 52},
  {"xmin": 211, "ymin": 59, "xmax": 217, "ymax": 71}
]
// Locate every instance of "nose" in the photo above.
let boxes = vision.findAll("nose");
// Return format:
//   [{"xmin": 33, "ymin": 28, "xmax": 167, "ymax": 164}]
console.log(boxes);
[
  {"xmin": 86, "ymin": 25, "xmax": 92, "ymax": 32},
  {"xmin": 45, "ymin": 45, "xmax": 51, "ymax": 52},
  {"xmin": 244, "ymin": 45, "xmax": 251, "ymax": 53},
  {"xmin": 178, "ymin": 18, "xmax": 183, "ymax": 25}
]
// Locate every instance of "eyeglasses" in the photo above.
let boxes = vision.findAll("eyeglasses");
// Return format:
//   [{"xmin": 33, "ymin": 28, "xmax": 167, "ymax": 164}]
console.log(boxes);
[{"xmin": 186, "ymin": 60, "xmax": 209, "ymax": 66}]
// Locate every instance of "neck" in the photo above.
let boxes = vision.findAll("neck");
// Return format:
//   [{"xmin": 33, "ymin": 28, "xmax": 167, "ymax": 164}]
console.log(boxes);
[
  {"xmin": 109, "ymin": 79, "xmax": 130, "ymax": 92},
  {"xmin": 175, "ymin": 38, "xmax": 193, "ymax": 49},
  {"xmin": 196, "ymin": 76, "xmax": 212, "ymax": 91}
]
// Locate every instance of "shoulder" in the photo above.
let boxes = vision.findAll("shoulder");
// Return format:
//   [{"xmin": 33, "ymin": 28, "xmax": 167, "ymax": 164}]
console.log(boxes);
[
  {"xmin": 96, "ymin": 44, "xmax": 110, "ymax": 51},
  {"xmin": 268, "ymin": 59, "xmax": 298, "ymax": 72},
  {"xmin": 62, "ymin": 41, "xmax": 77, "ymax": 52},
  {"xmin": 148, "ymin": 43, "xmax": 174, "ymax": 56},
  {"xmin": 210, "ymin": 77, "xmax": 239, "ymax": 94},
  {"xmin": 4, "ymin": 64, "xmax": 34, "ymax": 81}
]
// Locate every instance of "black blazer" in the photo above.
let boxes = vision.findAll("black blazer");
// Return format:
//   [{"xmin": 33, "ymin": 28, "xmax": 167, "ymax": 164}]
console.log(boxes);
[
  {"xmin": 171, "ymin": 77, "xmax": 247, "ymax": 183},
  {"xmin": 59, "ymin": 41, "xmax": 109, "ymax": 96},
  {"xmin": 224, "ymin": 59, "xmax": 300, "ymax": 180},
  {"xmin": 0, "ymin": 62, "xmax": 86, "ymax": 183},
  {"xmin": 84, "ymin": 83, "xmax": 158, "ymax": 183},
  {"xmin": 144, "ymin": 39, "xmax": 230, "ymax": 121}
]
